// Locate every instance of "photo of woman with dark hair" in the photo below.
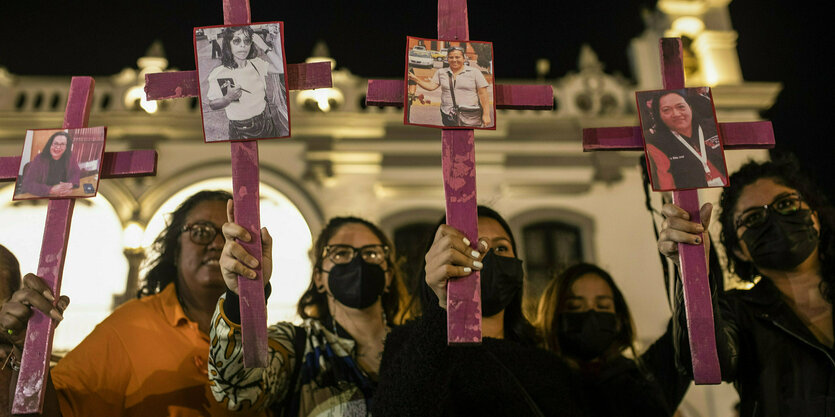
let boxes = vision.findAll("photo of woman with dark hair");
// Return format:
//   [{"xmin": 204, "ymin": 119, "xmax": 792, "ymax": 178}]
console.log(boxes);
[
  {"xmin": 19, "ymin": 131, "xmax": 80, "ymax": 197},
  {"xmin": 197, "ymin": 22, "xmax": 289, "ymax": 142},
  {"xmin": 639, "ymin": 88, "xmax": 728, "ymax": 191}
]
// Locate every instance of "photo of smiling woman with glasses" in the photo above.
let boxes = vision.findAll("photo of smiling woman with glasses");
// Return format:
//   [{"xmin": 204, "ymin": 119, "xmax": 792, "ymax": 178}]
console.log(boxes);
[
  {"xmin": 196, "ymin": 22, "xmax": 290, "ymax": 142},
  {"xmin": 657, "ymin": 158, "xmax": 835, "ymax": 416},
  {"xmin": 210, "ymin": 207, "xmax": 404, "ymax": 416}
]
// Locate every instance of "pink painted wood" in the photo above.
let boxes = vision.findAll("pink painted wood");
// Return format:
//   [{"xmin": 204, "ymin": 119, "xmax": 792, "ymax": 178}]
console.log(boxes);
[
  {"xmin": 442, "ymin": 129, "xmax": 481, "ymax": 343},
  {"xmin": 144, "ymin": 62, "xmax": 332, "ymax": 100},
  {"xmin": 580, "ymin": 37, "xmax": 775, "ymax": 384},
  {"xmin": 224, "ymin": 0, "xmax": 268, "ymax": 369},
  {"xmin": 660, "ymin": 38, "xmax": 721, "ymax": 385},
  {"xmin": 12, "ymin": 77, "xmax": 87, "ymax": 414},
  {"xmin": 582, "ymin": 121, "xmax": 775, "ymax": 151},
  {"xmin": 365, "ymin": 0, "xmax": 554, "ymax": 344},
  {"xmin": 366, "ymin": 80, "xmax": 553, "ymax": 110},
  {"xmin": 437, "ymin": 0, "xmax": 482, "ymax": 344},
  {"xmin": 0, "ymin": 150, "xmax": 157, "ymax": 181},
  {"xmin": 1, "ymin": 78, "xmax": 158, "ymax": 413}
]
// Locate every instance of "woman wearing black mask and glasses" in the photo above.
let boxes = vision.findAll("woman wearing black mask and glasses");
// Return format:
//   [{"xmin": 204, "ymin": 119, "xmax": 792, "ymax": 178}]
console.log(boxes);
[
  {"xmin": 658, "ymin": 157, "xmax": 835, "ymax": 417},
  {"xmin": 535, "ymin": 263, "xmax": 690, "ymax": 417},
  {"xmin": 372, "ymin": 206, "xmax": 587, "ymax": 417},
  {"xmin": 209, "ymin": 203, "xmax": 404, "ymax": 416}
]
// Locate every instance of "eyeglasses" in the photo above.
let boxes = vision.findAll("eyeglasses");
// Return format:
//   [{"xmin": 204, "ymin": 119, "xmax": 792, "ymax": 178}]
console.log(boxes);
[
  {"xmin": 735, "ymin": 193, "xmax": 804, "ymax": 231},
  {"xmin": 180, "ymin": 222, "xmax": 224, "ymax": 245},
  {"xmin": 51, "ymin": 142, "xmax": 67, "ymax": 148},
  {"xmin": 231, "ymin": 37, "xmax": 252, "ymax": 46},
  {"xmin": 322, "ymin": 244, "xmax": 389, "ymax": 265}
]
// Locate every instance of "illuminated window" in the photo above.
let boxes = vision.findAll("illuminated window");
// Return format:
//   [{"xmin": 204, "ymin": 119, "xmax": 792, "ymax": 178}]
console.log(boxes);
[{"xmin": 142, "ymin": 178, "xmax": 313, "ymax": 325}]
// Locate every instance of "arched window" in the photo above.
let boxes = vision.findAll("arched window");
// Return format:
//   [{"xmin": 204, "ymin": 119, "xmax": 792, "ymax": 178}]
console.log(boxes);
[
  {"xmin": 142, "ymin": 178, "xmax": 313, "ymax": 325},
  {"xmin": 0, "ymin": 185, "xmax": 127, "ymax": 353},
  {"xmin": 510, "ymin": 208, "xmax": 595, "ymax": 316}
]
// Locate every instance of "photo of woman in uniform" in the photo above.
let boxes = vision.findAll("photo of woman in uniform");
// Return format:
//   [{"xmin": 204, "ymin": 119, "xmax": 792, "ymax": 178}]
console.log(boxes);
[{"xmin": 637, "ymin": 88, "xmax": 728, "ymax": 191}]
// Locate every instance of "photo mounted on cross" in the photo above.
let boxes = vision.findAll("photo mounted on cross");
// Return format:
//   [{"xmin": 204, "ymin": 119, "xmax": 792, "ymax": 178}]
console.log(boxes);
[
  {"xmin": 636, "ymin": 87, "xmax": 729, "ymax": 191},
  {"xmin": 404, "ymin": 37, "xmax": 496, "ymax": 130},
  {"xmin": 13, "ymin": 127, "xmax": 107, "ymax": 200},
  {"xmin": 194, "ymin": 22, "xmax": 290, "ymax": 143}
]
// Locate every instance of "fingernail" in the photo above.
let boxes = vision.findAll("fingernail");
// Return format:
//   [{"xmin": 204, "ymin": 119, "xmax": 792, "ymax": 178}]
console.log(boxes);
[
  {"xmin": 463, "ymin": 267, "xmax": 472, "ymax": 273},
  {"xmin": 473, "ymin": 260, "xmax": 483, "ymax": 269},
  {"xmin": 463, "ymin": 237, "xmax": 470, "ymax": 246},
  {"xmin": 43, "ymin": 290, "xmax": 55, "ymax": 302},
  {"xmin": 250, "ymin": 259, "xmax": 259, "ymax": 268},
  {"xmin": 50, "ymin": 309, "xmax": 63, "ymax": 321},
  {"xmin": 479, "ymin": 241, "xmax": 489, "ymax": 250},
  {"xmin": 696, "ymin": 224, "xmax": 704, "ymax": 232},
  {"xmin": 471, "ymin": 250, "xmax": 480, "ymax": 259},
  {"xmin": 694, "ymin": 237, "xmax": 701, "ymax": 244},
  {"xmin": 248, "ymin": 271, "xmax": 257, "ymax": 279}
]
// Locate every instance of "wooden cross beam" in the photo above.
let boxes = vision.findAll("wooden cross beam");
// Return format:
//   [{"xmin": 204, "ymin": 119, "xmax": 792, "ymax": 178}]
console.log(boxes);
[
  {"xmin": 367, "ymin": 0, "xmax": 553, "ymax": 344},
  {"xmin": 0, "ymin": 76, "xmax": 157, "ymax": 414},
  {"xmin": 144, "ymin": 0, "xmax": 332, "ymax": 368},
  {"xmin": 582, "ymin": 38, "xmax": 775, "ymax": 385}
]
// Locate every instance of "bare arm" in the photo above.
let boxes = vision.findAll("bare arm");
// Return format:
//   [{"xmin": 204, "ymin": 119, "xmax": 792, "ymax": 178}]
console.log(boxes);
[
  {"xmin": 408, "ymin": 72, "xmax": 439, "ymax": 91},
  {"xmin": 477, "ymin": 86, "xmax": 491, "ymax": 127}
]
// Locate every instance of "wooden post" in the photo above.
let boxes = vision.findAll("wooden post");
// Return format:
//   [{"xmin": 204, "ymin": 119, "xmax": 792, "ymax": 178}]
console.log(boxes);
[
  {"xmin": 0, "ymin": 77, "xmax": 157, "ymax": 414},
  {"xmin": 143, "ymin": 0, "xmax": 332, "ymax": 367},
  {"xmin": 582, "ymin": 38, "xmax": 776, "ymax": 384}
]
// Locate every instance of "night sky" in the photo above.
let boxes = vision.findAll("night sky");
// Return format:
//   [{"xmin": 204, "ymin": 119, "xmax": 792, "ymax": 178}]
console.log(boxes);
[{"xmin": 2, "ymin": 0, "xmax": 833, "ymax": 199}]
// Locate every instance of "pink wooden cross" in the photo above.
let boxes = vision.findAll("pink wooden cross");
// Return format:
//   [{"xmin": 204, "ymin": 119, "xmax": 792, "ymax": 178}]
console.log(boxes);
[
  {"xmin": 0, "ymin": 76, "xmax": 158, "ymax": 414},
  {"xmin": 367, "ymin": 0, "xmax": 553, "ymax": 344},
  {"xmin": 144, "ymin": 0, "xmax": 332, "ymax": 368},
  {"xmin": 583, "ymin": 38, "xmax": 775, "ymax": 384}
]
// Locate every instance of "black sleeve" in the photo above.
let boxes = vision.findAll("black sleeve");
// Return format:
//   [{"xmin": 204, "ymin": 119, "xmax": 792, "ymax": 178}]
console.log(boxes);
[
  {"xmin": 372, "ymin": 303, "xmax": 452, "ymax": 417},
  {"xmin": 640, "ymin": 319, "xmax": 692, "ymax": 413},
  {"xmin": 671, "ymin": 267, "xmax": 740, "ymax": 382},
  {"xmin": 220, "ymin": 283, "xmax": 272, "ymax": 325}
]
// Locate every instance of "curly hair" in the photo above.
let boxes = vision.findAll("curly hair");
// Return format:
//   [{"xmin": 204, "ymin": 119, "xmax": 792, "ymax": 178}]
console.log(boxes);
[
  {"xmin": 535, "ymin": 263, "xmax": 639, "ymax": 362},
  {"xmin": 296, "ymin": 217, "xmax": 403, "ymax": 324},
  {"xmin": 220, "ymin": 26, "xmax": 258, "ymax": 69},
  {"xmin": 138, "ymin": 190, "xmax": 232, "ymax": 298},
  {"xmin": 718, "ymin": 157, "xmax": 835, "ymax": 302}
]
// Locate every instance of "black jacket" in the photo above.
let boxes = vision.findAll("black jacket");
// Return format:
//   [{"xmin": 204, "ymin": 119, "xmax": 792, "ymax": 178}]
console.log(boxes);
[
  {"xmin": 580, "ymin": 321, "xmax": 690, "ymax": 417},
  {"xmin": 371, "ymin": 305, "xmax": 588, "ymax": 417},
  {"xmin": 674, "ymin": 275, "xmax": 835, "ymax": 416}
]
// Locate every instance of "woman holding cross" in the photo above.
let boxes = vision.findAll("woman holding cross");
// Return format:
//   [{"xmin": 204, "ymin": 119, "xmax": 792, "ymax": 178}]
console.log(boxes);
[
  {"xmin": 0, "ymin": 190, "xmax": 265, "ymax": 416},
  {"xmin": 209, "ymin": 203, "xmax": 405, "ymax": 416},
  {"xmin": 659, "ymin": 158, "xmax": 835, "ymax": 416}
]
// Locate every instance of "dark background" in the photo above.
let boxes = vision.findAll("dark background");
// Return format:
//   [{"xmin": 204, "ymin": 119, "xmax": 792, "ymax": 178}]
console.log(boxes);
[{"xmin": 2, "ymin": 0, "xmax": 832, "ymax": 200}]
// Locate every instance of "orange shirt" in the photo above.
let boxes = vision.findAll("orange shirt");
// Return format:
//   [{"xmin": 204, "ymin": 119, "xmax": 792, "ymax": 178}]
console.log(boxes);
[{"xmin": 51, "ymin": 283, "xmax": 263, "ymax": 416}]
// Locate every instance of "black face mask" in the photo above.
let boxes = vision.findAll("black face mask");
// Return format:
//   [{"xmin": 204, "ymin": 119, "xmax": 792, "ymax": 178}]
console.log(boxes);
[
  {"xmin": 741, "ymin": 209, "xmax": 819, "ymax": 271},
  {"xmin": 325, "ymin": 255, "xmax": 386, "ymax": 309},
  {"xmin": 479, "ymin": 250, "xmax": 523, "ymax": 317},
  {"xmin": 558, "ymin": 311, "xmax": 618, "ymax": 361}
]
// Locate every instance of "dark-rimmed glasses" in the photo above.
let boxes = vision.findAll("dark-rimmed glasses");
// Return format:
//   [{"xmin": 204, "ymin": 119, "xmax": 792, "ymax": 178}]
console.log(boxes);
[
  {"xmin": 180, "ymin": 222, "xmax": 224, "ymax": 245},
  {"xmin": 322, "ymin": 244, "xmax": 389, "ymax": 265},
  {"xmin": 735, "ymin": 193, "xmax": 804, "ymax": 231},
  {"xmin": 231, "ymin": 37, "xmax": 252, "ymax": 46}
]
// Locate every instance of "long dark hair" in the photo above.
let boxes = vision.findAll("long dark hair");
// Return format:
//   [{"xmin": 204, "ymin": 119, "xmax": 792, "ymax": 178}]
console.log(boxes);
[
  {"xmin": 296, "ymin": 217, "xmax": 403, "ymax": 324},
  {"xmin": 220, "ymin": 26, "xmax": 258, "ymax": 69},
  {"xmin": 718, "ymin": 157, "xmax": 835, "ymax": 302},
  {"xmin": 412, "ymin": 206, "xmax": 539, "ymax": 346},
  {"xmin": 535, "ymin": 263, "xmax": 639, "ymax": 362},
  {"xmin": 39, "ymin": 131, "xmax": 73, "ymax": 165},
  {"xmin": 139, "ymin": 190, "xmax": 232, "ymax": 297}
]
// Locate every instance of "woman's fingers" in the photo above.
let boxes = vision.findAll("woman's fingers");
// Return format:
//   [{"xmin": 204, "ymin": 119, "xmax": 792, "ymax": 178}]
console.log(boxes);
[
  {"xmin": 661, "ymin": 202, "xmax": 690, "ymax": 221},
  {"xmin": 663, "ymin": 215, "xmax": 704, "ymax": 235},
  {"xmin": 226, "ymin": 199, "xmax": 234, "ymax": 223},
  {"xmin": 260, "ymin": 227, "xmax": 273, "ymax": 283},
  {"xmin": 222, "ymin": 221, "xmax": 252, "ymax": 243},
  {"xmin": 221, "ymin": 241, "xmax": 258, "ymax": 279}
]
